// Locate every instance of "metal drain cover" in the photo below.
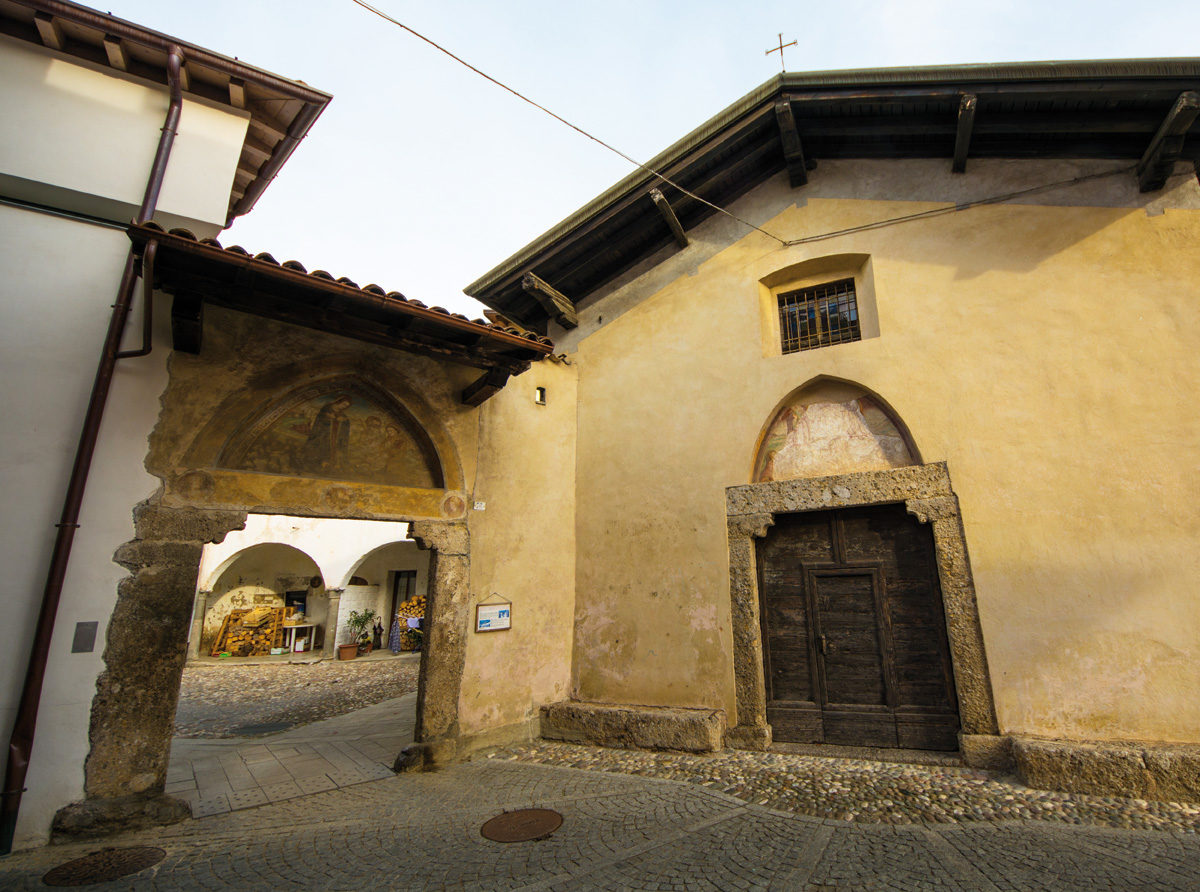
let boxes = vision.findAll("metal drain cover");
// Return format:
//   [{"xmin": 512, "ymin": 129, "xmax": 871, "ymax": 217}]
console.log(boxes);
[
  {"xmin": 480, "ymin": 808, "xmax": 563, "ymax": 842},
  {"xmin": 43, "ymin": 846, "xmax": 166, "ymax": 886}
]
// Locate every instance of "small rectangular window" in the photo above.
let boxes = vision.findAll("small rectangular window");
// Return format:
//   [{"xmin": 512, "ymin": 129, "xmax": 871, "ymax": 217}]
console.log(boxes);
[{"xmin": 778, "ymin": 278, "xmax": 861, "ymax": 353}]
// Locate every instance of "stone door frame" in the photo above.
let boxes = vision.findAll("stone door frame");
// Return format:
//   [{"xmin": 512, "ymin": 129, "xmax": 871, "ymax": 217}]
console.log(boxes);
[
  {"xmin": 56, "ymin": 502, "xmax": 470, "ymax": 837},
  {"xmin": 725, "ymin": 462, "xmax": 1000, "ymax": 757}
]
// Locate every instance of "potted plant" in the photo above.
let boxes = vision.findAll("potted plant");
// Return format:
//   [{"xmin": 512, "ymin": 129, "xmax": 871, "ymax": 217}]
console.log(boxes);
[{"xmin": 345, "ymin": 608, "xmax": 377, "ymax": 656}]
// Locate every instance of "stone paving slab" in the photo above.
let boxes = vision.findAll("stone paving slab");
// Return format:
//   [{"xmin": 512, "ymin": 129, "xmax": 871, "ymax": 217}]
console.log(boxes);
[
  {"xmin": 2, "ymin": 760, "xmax": 1197, "ymax": 891},
  {"xmin": 168, "ymin": 692, "xmax": 416, "ymax": 817}
]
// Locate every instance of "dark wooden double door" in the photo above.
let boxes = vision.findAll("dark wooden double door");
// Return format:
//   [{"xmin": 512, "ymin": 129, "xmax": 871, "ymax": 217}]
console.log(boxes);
[{"xmin": 757, "ymin": 504, "xmax": 960, "ymax": 751}]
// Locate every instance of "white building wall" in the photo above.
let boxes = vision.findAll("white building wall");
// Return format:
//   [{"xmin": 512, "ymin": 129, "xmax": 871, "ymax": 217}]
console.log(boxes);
[
  {"xmin": 0, "ymin": 33, "xmax": 249, "ymax": 233},
  {"xmin": 0, "ymin": 41, "xmax": 254, "ymax": 849},
  {"xmin": 196, "ymin": 514, "xmax": 415, "ymax": 592},
  {"xmin": 194, "ymin": 515, "xmax": 429, "ymax": 650}
]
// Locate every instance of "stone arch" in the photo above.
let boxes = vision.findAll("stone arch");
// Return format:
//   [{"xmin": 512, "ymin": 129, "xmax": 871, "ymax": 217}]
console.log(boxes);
[
  {"xmin": 215, "ymin": 376, "xmax": 444, "ymax": 489},
  {"xmin": 149, "ymin": 354, "xmax": 468, "ymax": 519},
  {"xmin": 750, "ymin": 376, "xmax": 922, "ymax": 484},
  {"xmin": 195, "ymin": 543, "xmax": 325, "ymax": 656},
  {"xmin": 339, "ymin": 539, "xmax": 423, "ymax": 590}
]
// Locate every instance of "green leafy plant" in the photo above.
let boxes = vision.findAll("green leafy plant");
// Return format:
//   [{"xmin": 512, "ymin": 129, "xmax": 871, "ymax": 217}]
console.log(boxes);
[{"xmin": 346, "ymin": 608, "xmax": 377, "ymax": 646}]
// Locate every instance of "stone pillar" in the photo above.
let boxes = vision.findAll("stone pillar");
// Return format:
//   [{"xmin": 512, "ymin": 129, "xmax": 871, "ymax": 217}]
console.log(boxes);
[
  {"xmin": 398, "ymin": 520, "xmax": 468, "ymax": 770},
  {"xmin": 323, "ymin": 588, "xmax": 343, "ymax": 658},
  {"xmin": 188, "ymin": 589, "xmax": 211, "ymax": 661},
  {"xmin": 725, "ymin": 513, "xmax": 774, "ymax": 751},
  {"xmin": 905, "ymin": 496, "xmax": 999, "ymax": 738},
  {"xmin": 53, "ymin": 502, "xmax": 245, "ymax": 839}
]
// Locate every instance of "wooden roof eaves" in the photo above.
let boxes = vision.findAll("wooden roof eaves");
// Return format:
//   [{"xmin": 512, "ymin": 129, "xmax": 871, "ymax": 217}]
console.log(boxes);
[
  {"xmin": 1, "ymin": 0, "xmax": 332, "ymax": 223},
  {"xmin": 463, "ymin": 58, "xmax": 1200, "ymax": 307},
  {"xmin": 128, "ymin": 225, "xmax": 554, "ymax": 369}
]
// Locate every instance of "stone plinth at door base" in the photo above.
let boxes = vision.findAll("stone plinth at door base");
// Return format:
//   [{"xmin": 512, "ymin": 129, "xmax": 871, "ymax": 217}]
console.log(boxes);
[
  {"xmin": 1012, "ymin": 736, "xmax": 1200, "ymax": 802},
  {"xmin": 541, "ymin": 701, "xmax": 726, "ymax": 753},
  {"xmin": 52, "ymin": 793, "xmax": 190, "ymax": 840}
]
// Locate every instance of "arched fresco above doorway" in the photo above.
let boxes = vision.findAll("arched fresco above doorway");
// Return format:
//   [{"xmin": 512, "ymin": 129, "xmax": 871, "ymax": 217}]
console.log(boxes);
[
  {"xmin": 752, "ymin": 378, "xmax": 920, "ymax": 483},
  {"xmin": 217, "ymin": 378, "xmax": 444, "ymax": 489}
]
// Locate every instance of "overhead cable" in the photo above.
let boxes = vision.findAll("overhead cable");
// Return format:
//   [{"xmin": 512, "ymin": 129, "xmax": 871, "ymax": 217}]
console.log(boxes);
[
  {"xmin": 347, "ymin": 0, "xmax": 789, "ymax": 245},
  {"xmin": 348, "ymin": 2, "xmax": 1145, "ymax": 253}
]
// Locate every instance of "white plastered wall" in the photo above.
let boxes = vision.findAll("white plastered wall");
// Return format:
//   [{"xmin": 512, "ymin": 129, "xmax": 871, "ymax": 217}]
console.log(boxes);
[
  {"xmin": 0, "ymin": 39, "xmax": 254, "ymax": 848},
  {"xmin": 194, "ymin": 515, "xmax": 429, "ymax": 649},
  {"xmin": 0, "ymin": 33, "xmax": 249, "ymax": 233}
]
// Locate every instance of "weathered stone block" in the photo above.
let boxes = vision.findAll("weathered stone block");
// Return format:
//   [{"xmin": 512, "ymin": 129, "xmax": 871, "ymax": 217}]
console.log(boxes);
[
  {"xmin": 960, "ymin": 734, "xmax": 1012, "ymax": 771},
  {"xmin": 541, "ymin": 701, "xmax": 725, "ymax": 753},
  {"xmin": 1143, "ymin": 748, "xmax": 1200, "ymax": 802},
  {"xmin": 1009, "ymin": 737, "xmax": 1200, "ymax": 801},
  {"xmin": 52, "ymin": 793, "xmax": 190, "ymax": 840},
  {"xmin": 133, "ymin": 503, "xmax": 246, "ymax": 544}
]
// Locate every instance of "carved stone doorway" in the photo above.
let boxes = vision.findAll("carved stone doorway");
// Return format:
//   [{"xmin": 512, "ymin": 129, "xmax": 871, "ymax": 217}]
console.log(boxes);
[{"xmin": 726, "ymin": 463, "xmax": 1000, "ymax": 763}]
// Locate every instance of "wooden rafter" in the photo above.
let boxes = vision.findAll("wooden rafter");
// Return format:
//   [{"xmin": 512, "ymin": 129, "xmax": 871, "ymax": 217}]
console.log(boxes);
[
  {"xmin": 33, "ymin": 12, "xmax": 63, "ymax": 51},
  {"xmin": 103, "ymin": 36, "xmax": 127, "ymax": 71},
  {"xmin": 1137, "ymin": 91, "xmax": 1200, "ymax": 192},
  {"xmin": 229, "ymin": 77, "xmax": 246, "ymax": 109},
  {"xmin": 649, "ymin": 188, "xmax": 688, "ymax": 248},
  {"xmin": 774, "ymin": 99, "xmax": 809, "ymax": 187},
  {"xmin": 521, "ymin": 273, "xmax": 578, "ymax": 329},
  {"xmin": 461, "ymin": 368, "xmax": 511, "ymax": 406},
  {"xmin": 952, "ymin": 93, "xmax": 977, "ymax": 173}
]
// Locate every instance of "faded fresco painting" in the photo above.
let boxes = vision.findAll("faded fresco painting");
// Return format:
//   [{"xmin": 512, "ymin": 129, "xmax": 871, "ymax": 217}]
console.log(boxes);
[
  {"xmin": 219, "ymin": 384, "xmax": 443, "ymax": 488},
  {"xmin": 754, "ymin": 394, "xmax": 916, "ymax": 482}
]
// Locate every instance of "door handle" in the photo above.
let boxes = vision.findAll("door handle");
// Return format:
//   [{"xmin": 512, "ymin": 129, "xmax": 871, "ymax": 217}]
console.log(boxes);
[{"xmin": 819, "ymin": 634, "xmax": 827, "ymax": 655}]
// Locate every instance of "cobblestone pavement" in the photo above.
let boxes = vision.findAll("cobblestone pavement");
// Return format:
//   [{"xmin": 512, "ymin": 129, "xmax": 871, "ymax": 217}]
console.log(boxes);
[
  {"xmin": 168, "ymin": 693, "xmax": 415, "ymax": 817},
  {"xmin": 496, "ymin": 742, "xmax": 1200, "ymax": 832},
  {"xmin": 2, "ymin": 759, "xmax": 1197, "ymax": 890},
  {"xmin": 174, "ymin": 655, "xmax": 420, "ymax": 737}
]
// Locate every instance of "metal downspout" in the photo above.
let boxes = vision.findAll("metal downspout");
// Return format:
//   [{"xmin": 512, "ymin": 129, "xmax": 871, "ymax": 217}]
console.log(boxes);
[{"xmin": 0, "ymin": 47, "xmax": 184, "ymax": 856}]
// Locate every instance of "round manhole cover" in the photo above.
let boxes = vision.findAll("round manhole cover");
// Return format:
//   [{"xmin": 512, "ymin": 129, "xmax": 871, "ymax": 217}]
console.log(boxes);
[
  {"xmin": 43, "ymin": 846, "xmax": 166, "ymax": 886},
  {"xmin": 480, "ymin": 808, "xmax": 563, "ymax": 842}
]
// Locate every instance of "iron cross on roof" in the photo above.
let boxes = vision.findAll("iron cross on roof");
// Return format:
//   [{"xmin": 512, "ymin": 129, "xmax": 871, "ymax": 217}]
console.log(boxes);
[{"xmin": 765, "ymin": 33, "xmax": 797, "ymax": 72}]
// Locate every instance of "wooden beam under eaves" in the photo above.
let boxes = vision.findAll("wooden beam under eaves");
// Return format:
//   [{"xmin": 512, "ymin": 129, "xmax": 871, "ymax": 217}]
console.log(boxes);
[
  {"xmin": 521, "ymin": 272, "xmax": 578, "ymax": 329},
  {"xmin": 34, "ymin": 13, "xmax": 64, "ymax": 51},
  {"xmin": 774, "ymin": 99, "xmax": 810, "ymax": 188},
  {"xmin": 649, "ymin": 188, "xmax": 688, "ymax": 248},
  {"xmin": 229, "ymin": 77, "xmax": 246, "ymax": 109},
  {"xmin": 1137, "ymin": 91, "xmax": 1200, "ymax": 192},
  {"xmin": 461, "ymin": 367, "xmax": 510, "ymax": 406},
  {"xmin": 952, "ymin": 93, "xmax": 977, "ymax": 173},
  {"xmin": 171, "ymin": 293, "xmax": 204, "ymax": 354},
  {"xmin": 103, "ymin": 36, "xmax": 128, "ymax": 71}
]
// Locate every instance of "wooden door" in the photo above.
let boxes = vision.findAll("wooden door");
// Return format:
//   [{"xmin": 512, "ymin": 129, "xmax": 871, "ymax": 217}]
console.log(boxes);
[{"xmin": 757, "ymin": 504, "xmax": 960, "ymax": 750}]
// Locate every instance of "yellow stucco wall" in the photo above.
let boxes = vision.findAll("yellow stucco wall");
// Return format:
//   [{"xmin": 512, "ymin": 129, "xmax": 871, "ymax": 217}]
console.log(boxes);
[
  {"xmin": 459, "ymin": 359, "xmax": 578, "ymax": 739},
  {"xmin": 567, "ymin": 159, "xmax": 1200, "ymax": 744}
]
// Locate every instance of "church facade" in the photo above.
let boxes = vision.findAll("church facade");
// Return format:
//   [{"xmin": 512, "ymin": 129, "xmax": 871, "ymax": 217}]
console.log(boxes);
[{"xmin": 4, "ymin": 0, "xmax": 1200, "ymax": 850}]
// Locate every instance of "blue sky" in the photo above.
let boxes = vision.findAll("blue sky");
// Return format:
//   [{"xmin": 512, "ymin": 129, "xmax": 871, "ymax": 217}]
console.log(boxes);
[{"xmin": 108, "ymin": 0, "xmax": 1200, "ymax": 315}]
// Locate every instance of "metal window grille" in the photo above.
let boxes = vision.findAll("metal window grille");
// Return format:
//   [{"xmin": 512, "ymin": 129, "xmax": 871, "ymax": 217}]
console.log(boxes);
[{"xmin": 778, "ymin": 278, "xmax": 861, "ymax": 353}]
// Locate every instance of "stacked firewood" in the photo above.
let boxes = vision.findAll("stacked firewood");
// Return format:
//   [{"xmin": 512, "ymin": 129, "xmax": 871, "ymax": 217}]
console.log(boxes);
[
  {"xmin": 212, "ymin": 607, "xmax": 285, "ymax": 656},
  {"xmin": 395, "ymin": 595, "xmax": 426, "ymax": 620}
]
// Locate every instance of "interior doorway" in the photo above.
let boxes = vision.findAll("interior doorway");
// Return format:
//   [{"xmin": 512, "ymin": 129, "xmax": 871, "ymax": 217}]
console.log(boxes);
[{"xmin": 756, "ymin": 503, "xmax": 960, "ymax": 750}]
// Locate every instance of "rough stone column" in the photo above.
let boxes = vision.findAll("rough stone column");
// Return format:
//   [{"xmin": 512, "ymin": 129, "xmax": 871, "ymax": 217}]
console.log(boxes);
[
  {"xmin": 398, "ymin": 520, "xmax": 468, "ymax": 770},
  {"xmin": 188, "ymin": 589, "xmax": 211, "ymax": 661},
  {"xmin": 323, "ymin": 588, "xmax": 344, "ymax": 657},
  {"xmin": 53, "ymin": 503, "xmax": 245, "ymax": 839},
  {"xmin": 725, "ymin": 513, "xmax": 774, "ymax": 751},
  {"xmin": 905, "ymin": 496, "xmax": 999, "ymax": 738}
]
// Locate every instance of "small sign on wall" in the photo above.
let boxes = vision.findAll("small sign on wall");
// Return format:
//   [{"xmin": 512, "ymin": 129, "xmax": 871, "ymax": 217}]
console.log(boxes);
[{"xmin": 475, "ymin": 598, "xmax": 511, "ymax": 633}]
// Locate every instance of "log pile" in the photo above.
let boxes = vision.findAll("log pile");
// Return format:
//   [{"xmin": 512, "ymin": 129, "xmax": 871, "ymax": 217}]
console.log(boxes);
[{"xmin": 211, "ymin": 607, "xmax": 285, "ymax": 656}]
